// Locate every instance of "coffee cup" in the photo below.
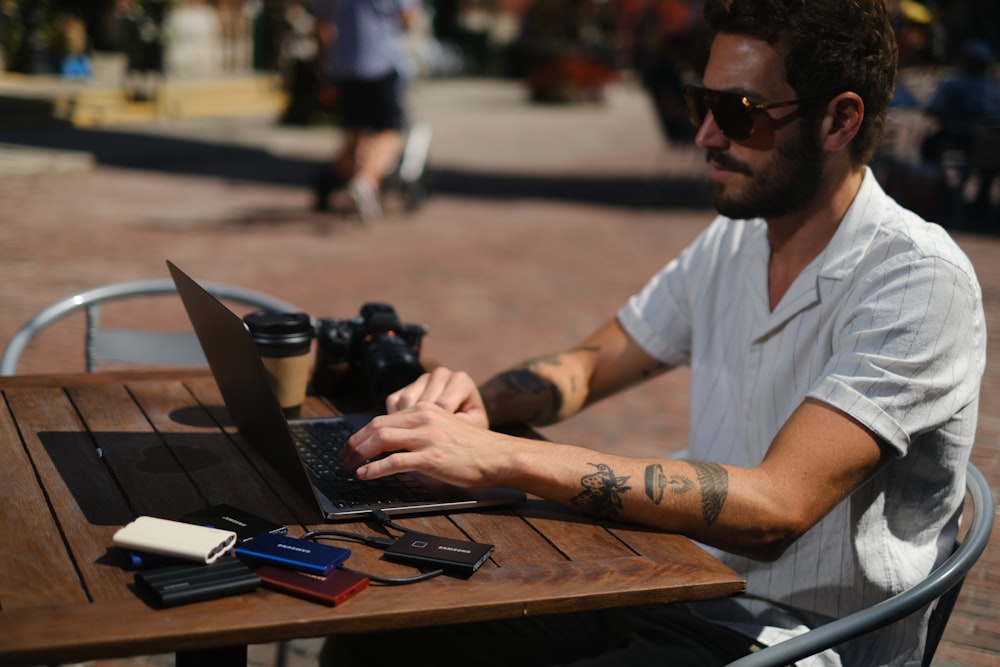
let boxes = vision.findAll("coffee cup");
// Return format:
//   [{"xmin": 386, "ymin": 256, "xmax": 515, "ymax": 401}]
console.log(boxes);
[{"xmin": 243, "ymin": 310, "xmax": 315, "ymax": 418}]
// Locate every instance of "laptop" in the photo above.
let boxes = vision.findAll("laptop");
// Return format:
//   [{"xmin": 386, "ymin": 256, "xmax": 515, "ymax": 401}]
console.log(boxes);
[{"xmin": 167, "ymin": 260, "xmax": 525, "ymax": 522}]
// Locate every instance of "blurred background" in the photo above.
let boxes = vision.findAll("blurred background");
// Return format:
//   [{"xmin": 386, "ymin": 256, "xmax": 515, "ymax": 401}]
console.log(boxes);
[
  {"xmin": 1, "ymin": 1, "xmax": 998, "ymax": 119},
  {"xmin": 1, "ymin": 2, "xmax": 999, "ymax": 666}
]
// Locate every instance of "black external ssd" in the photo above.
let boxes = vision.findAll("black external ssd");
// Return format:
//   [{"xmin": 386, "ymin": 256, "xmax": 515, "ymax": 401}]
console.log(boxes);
[
  {"xmin": 135, "ymin": 557, "xmax": 260, "ymax": 607},
  {"xmin": 383, "ymin": 532, "xmax": 494, "ymax": 577},
  {"xmin": 180, "ymin": 504, "xmax": 288, "ymax": 543}
]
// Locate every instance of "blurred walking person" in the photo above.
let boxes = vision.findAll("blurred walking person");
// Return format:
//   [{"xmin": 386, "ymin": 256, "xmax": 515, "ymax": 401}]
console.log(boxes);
[{"xmin": 312, "ymin": 0, "xmax": 421, "ymax": 221}]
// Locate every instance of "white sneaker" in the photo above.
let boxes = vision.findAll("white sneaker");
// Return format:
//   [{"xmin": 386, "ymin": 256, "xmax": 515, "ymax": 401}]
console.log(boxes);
[{"xmin": 347, "ymin": 178, "xmax": 382, "ymax": 222}]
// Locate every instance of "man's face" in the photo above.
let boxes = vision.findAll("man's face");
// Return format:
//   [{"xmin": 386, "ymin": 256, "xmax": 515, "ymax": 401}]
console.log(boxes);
[{"xmin": 695, "ymin": 33, "xmax": 826, "ymax": 220}]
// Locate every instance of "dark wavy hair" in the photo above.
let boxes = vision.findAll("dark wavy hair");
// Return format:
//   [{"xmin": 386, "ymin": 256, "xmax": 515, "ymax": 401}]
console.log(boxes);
[{"xmin": 703, "ymin": 0, "xmax": 898, "ymax": 166}]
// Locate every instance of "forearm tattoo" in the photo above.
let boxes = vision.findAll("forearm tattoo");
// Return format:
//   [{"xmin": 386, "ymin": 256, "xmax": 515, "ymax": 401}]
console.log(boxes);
[
  {"xmin": 643, "ymin": 461, "xmax": 728, "ymax": 526},
  {"xmin": 692, "ymin": 461, "xmax": 728, "ymax": 525},
  {"xmin": 572, "ymin": 463, "xmax": 631, "ymax": 518},
  {"xmin": 644, "ymin": 463, "xmax": 694, "ymax": 504}
]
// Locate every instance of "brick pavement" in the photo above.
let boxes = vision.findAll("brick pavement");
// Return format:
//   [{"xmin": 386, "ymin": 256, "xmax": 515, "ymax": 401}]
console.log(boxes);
[{"xmin": 0, "ymin": 78, "xmax": 997, "ymax": 666}]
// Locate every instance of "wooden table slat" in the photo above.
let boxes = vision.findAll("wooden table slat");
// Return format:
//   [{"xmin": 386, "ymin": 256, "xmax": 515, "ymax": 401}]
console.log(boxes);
[
  {"xmin": 514, "ymin": 500, "xmax": 638, "ymax": 561},
  {"xmin": 1, "ymin": 387, "xmax": 128, "ymax": 607},
  {"xmin": 608, "ymin": 524, "xmax": 745, "ymax": 577},
  {"xmin": 182, "ymin": 377, "xmax": 323, "ymax": 526},
  {"xmin": 128, "ymin": 380, "xmax": 307, "ymax": 525},
  {"xmin": 68, "ymin": 383, "xmax": 207, "ymax": 518},
  {"xmin": 0, "ymin": 392, "xmax": 89, "ymax": 611}
]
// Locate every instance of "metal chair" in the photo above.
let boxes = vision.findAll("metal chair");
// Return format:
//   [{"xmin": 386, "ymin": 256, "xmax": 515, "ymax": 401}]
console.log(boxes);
[
  {"xmin": 727, "ymin": 461, "xmax": 994, "ymax": 667},
  {"xmin": 0, "ymin": 278, "xmax": 302, "ymax": 375}
]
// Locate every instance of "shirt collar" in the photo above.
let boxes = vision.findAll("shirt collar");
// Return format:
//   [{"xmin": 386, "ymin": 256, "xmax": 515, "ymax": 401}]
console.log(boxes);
[{"xmin": 813, "ymin": 166, "xmax": 883, "ymax": 280}]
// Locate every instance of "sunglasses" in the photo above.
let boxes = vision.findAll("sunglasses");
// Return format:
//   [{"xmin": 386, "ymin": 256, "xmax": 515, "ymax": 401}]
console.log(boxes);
[{"xmin": 683, "ymin": 85, "xmax": 823, "ymax": 140}]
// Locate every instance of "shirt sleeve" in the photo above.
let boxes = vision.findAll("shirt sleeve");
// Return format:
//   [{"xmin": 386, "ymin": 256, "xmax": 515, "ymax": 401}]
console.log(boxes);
[
  {"xmin": 617, "ymin": 215, "xmax": 753, "ymax": 368},
  {"xmin": 617, "ymin": 246, "xmax": 697, "ymax": 368},
  {"xmin": 809, "ymin": 252, "xmax": 985, "ymax": 456}
]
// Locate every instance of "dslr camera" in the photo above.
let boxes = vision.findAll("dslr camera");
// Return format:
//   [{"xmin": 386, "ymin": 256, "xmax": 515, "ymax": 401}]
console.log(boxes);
[{"xmin": 314, "ymin": 303, "xmax": 427, "ymax": 406}]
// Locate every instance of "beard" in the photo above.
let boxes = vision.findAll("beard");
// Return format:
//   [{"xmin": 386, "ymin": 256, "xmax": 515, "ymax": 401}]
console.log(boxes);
[{"xmin": 708, "ymin": 125, "xmax": 825, "ymax": 220}]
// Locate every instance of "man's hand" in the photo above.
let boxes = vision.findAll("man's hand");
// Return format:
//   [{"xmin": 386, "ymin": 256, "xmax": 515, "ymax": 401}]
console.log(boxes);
[
  {"xmin": 343, "ymin": 402, "xmax": 511, "ymax": 487},
  {"xmin": 385, "ymin": 367, "xmax": 489, "ymax": 429}
]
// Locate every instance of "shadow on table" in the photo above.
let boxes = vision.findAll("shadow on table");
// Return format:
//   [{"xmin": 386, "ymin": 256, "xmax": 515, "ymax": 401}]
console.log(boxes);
[{"xmin": 38, "ymin": 429, "xmax": 308, "ymax": 526}]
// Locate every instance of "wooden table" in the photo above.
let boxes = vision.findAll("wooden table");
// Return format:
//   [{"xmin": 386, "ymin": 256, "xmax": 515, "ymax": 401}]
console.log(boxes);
[{"xmin": 0, "ymin": 371, "xmax": 745, "ymax": 666}]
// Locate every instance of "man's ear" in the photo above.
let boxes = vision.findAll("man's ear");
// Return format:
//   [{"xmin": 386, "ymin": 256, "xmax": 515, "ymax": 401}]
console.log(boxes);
[{"xmin": 821, "ymin": 92, "xmax": 864, "ymax": 153}]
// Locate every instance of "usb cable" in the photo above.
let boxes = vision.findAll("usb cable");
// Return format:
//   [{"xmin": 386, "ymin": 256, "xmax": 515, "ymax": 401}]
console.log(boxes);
[{"xmin": 301, "ymin": 526, "xmax": 445, "ymax": 584}]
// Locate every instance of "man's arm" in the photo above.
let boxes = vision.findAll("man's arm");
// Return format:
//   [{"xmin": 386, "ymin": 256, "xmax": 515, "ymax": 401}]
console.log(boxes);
[
  {"xmin": 348, "ymin": 394, "xmax": 883, "ymax": 561},
  {"xmin": 480, "ymin": 316, "xmax": 671, "ymax": 426},
  {"xmin": 496, "ymin": 396, "xmax": 885, "ymax": 561},
  {"xmin": 384, "ymin": 316, "xmax": 668, "ymax": 426},
  {"xmin": 367, "ymin": 318, "xmax": 883, "ymax": 561}
]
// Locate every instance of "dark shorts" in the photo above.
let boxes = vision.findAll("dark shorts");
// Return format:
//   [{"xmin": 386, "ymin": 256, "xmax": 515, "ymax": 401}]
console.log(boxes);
[
  {"xmin": 334, "ymin": 71, "xmax": 405, "ymax": 131},
  {"xmin": 320, "ymin": 604, "xmax": 763, "ymax": 667}
]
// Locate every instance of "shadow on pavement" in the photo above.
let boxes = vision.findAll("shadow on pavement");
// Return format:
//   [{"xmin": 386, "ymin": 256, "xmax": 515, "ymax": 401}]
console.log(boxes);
[
  {"xmin": 0, "ymin": 125, "xmax": 317, "ymax": 186},
  {"xmin": 426, "ymin": 167, "xmax": 713, "ymax": 210},
  {"xmin": 4, "ymin": 120, "xmax": 998, "ymax": 224},
  {"xmin": 1, "ymin": 124, "xmax": 713, "ymax": 211}
]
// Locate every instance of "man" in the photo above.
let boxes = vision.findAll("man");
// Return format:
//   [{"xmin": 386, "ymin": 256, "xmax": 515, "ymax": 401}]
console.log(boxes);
[
  {"xmin": 326, "ymin": 0, "xmax": 985, "ymax": 665},
  {"xmin": 311, "ymin": 0, "xmax": 420, "ymax": 220}
]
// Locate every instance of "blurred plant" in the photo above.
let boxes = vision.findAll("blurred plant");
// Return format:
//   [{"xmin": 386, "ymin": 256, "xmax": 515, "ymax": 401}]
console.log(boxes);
[
  {"xmin": 519, "ymin": 0, "xmax": 621, "ymax": 102},
  {"xmin": 0, "ymin": 1, "xmax": 22, "ymax": 71},
  {"xmin": 5, "ymin": 0, "xmax": 52, "ymax": 73}
]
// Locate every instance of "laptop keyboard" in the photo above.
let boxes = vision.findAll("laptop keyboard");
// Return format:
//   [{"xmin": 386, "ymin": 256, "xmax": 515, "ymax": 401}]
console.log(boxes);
[{"xmin": 289, "ymin": 420, "xmax": 435, "ymax": 510}]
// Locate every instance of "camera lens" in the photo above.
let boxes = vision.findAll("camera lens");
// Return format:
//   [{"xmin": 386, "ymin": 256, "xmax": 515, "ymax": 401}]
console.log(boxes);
[{"xmin": 362, "ymin": 333, "xmax": 425, "ymax": 403}]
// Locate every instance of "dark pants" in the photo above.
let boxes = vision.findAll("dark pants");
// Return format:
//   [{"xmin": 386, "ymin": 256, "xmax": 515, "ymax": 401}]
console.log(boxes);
[
  {"xmin": 320, "ymin": 604, "xmax": 762, "ymax": 667},
  {"xmin": 335, "ymin": 71, "xmax": 405, "ymax": 131}
]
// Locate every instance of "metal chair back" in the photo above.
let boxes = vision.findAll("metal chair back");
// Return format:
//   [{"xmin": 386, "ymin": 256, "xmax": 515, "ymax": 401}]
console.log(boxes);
[
  {"xmin": 726, "ymin": 462, "xmax": 994, "ymax": 666},
  {"xmin": 0, "ymin": 278, "xmax": 301, "ymax": 375}
]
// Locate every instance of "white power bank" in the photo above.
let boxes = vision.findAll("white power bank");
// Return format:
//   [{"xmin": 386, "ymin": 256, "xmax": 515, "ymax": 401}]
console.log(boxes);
[{"xmin": 113, "ymin": 516, "xmax": 238, "ymax": 564}]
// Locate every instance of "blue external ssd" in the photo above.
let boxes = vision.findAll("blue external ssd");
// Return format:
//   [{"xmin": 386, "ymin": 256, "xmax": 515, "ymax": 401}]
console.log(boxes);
[{"xmin": 235, "ymin": 532, "xmax": 350, "ymax": 575}]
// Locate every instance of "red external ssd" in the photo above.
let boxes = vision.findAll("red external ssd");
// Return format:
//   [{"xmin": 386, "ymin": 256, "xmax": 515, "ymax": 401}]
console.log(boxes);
[{"xmin": 257, "ymin": 565, "xmax": 369, "ymax": 606}]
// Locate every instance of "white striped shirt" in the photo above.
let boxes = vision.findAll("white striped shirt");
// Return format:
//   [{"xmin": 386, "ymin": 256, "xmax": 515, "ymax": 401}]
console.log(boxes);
[{"xmin": 618, "ymin": 168, "xmax": 985, "ymax": 666}]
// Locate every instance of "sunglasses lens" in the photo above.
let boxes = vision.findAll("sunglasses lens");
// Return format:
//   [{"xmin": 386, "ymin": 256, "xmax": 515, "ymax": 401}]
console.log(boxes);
[
  {"xmin": 714, "ymin": 93, "xmax": 754, "ymax": 140},
  {"xmin": 684, "ymin": 87, "xmax": 708, "ymax": 129},
  {"xmin": 684, "ymin": 87, "xmax": 755, "ymax": 140}
]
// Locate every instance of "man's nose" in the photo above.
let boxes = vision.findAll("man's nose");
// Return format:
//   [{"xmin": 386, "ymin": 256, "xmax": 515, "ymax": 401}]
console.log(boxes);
[{"xmin": 694, "ymin": 110, "xmax": 730, "ymax": 150}]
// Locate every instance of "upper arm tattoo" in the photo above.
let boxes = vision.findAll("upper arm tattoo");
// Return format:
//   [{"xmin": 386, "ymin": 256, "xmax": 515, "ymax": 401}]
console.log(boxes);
[
  {"xmin": 497, "ymin": 368, "xmax": 549, "ymax": 394},
  {"xmin": 521, "ymin": 346, "xmax": 601, "ymax": 369},
  {"xmin": 496, "ymin": 368, "xmax": 562, "ymax": 423},
  {"xmin": 572, "ymin": 463, "xmax": 631, "ymax": 518},
  {"xmin": 499, "ymin": 346, "xmax": 602, "ymax": 423}
]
